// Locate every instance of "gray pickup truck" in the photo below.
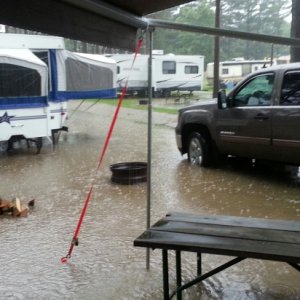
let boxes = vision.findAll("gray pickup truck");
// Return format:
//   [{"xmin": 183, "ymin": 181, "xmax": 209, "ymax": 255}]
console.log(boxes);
[{"xmin": 175, "ymin": 63, "xmax": 300, "ymax": 167}]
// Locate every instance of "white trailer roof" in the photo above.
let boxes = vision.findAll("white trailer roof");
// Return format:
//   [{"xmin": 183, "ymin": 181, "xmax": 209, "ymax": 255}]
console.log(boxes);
[
  {"xmin": 0, "ymin": 49, "xmax": 48, "ymax": 98},
  {"xmin": 0, "ymin": 48, "xmax": 47, "ymax": 67},
  {"xmin": 75, "ymin": 52, "xmax": 116, "ymax": 65},
  {"xmin": 0, "ymin": 33, "xmax": 65, "ymax": 49}
]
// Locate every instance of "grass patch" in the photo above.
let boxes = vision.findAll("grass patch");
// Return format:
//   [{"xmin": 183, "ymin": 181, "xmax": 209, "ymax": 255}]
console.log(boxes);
[{"xmin": 88, "ymin": 98, "xmax": 179, "ymax": 114}]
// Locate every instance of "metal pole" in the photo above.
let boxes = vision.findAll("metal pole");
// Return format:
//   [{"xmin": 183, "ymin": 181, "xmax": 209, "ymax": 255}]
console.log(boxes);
[
  {"xmin": 176, "ymin": 251, "xmax": 182, "ymax": 300},
  {"xmin": 146, "ymin": 18, "xmax": 300, "ymax": 47},
  {"xmin": 146, "ymin": 27, "xmax": 153, "ymax": 270},
  {"xmin": 162, "ymin": 250, "xmax": 169, "ymax": 300},
  {"xmin": 213, "ymin": 0, "xmax": 221, "ymax": 98},
  {"xmin": 270, "ymin": 44, "xmax": 274, "ymax": 65}
]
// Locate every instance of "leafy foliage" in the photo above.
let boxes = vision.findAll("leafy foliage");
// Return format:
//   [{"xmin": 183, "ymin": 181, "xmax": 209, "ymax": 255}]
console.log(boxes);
[{"xmin": 149, "ymin": 0, "xmax": 291, "ymax": 65}]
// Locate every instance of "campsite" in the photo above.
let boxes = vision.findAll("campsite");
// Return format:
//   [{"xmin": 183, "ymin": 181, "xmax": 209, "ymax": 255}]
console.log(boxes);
[
  {"xmin": 0, "ymin": 34, "xmax": 116, "ymax": 152},
  {"xmin": 0, "ymin": 100, "xmax": 299, "ymax": 299},
  {"xmin": 0, "ymin": 0, "xmax": 300, "ymax": 299}
]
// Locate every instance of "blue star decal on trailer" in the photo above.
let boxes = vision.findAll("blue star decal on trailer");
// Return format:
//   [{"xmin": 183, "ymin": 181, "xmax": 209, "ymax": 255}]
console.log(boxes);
[{"xmin": 0, "ymin": 112, "xmax": 15, "ymax": 124}]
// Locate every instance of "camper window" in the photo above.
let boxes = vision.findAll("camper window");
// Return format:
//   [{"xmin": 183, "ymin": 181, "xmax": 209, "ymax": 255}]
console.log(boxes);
[
  {"xmin": 222, "ymin": 68, "xmax": 229, "ymax": 75},
  {"xmin": 185, "ymin": 65, "xmax": 198, "ymax": 74},
  {"xmin": 163, "ymin": 61, "xmax": 176, "ymax": 74},
  {"xmin": 0, "ymin": 63, "xmax": 41, "ymax": 97}
]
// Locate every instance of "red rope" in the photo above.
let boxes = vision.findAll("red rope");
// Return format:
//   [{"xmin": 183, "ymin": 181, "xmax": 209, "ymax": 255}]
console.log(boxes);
[
  {"xmin": 97, "ymin": 38, "xmax": 143, "ymax": 170},
  {"xmin": 61, "ymin": 38, "xmax": 143, "ymax": 263}
]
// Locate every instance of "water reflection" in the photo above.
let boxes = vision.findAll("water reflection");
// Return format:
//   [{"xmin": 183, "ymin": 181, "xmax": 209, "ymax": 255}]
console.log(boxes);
[{"xmin": 0, "ymin": 101, "xmax": 299, "ymax": 299}]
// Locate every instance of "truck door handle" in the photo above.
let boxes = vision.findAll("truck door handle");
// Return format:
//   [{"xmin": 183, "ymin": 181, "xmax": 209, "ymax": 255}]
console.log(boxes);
[{"xmin": 254, "ymin": 114, "xmax": 269, "ymax": 120}]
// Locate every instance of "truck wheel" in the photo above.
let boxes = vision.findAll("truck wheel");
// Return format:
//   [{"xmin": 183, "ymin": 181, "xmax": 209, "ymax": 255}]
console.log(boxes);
[{"xmin": 188, "ymin": 132, "xmax": 211, "ymax": 167}]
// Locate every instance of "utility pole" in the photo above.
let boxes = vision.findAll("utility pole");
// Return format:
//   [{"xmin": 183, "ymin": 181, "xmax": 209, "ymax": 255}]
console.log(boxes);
[
  {"xmin": 213, "ymin": 0, "xmax": 221, "ymax": 98},
  {"xmin": 291, "ymin": 0, "xmax": 300, "ymax": 62}
]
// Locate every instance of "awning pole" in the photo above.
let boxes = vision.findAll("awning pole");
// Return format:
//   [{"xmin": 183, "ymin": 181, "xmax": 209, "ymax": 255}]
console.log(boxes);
[{"xmin": 146, "ymin": 27, "xmax": 154, "ymax": 270}]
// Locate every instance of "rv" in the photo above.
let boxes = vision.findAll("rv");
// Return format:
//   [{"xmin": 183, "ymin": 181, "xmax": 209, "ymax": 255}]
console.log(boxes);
[
  {"xmin": 0, "ymin": 49, "xmax": 49, "ymax": 152},
  {"xmin": 106, "ymin": 53, "xmax": 204, "ymax": 97},
  {"xmin": 206, "ymin": 58, "xmax": 272, "ymax": 88},
  {"xmin": 0, "ymin": 34, "xmax": 116, "ymax": 152}
]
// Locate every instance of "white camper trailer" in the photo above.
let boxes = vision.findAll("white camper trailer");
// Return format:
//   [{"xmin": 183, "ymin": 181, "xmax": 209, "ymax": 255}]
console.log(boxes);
[
  {"xmin": 0, "ymin": 34, "xmax": 116, "ymax": 152},
  {"xmin": 107, "ymin": 53, "xmax": 204, "ymax": 97},
  {"xmin": 35, "ymin": 49, "xmax": 116, "ymax": 140},
  {"xmin": 206, "ymin": 59, "xmax": 272, "ymax": 88},
  {"xmin": 0, "ymin": 34, "xmax": 68, "ymax": 140},
  {"xmin": 0, "ymin": 49, "xmax": 49, "ymax": 151}
]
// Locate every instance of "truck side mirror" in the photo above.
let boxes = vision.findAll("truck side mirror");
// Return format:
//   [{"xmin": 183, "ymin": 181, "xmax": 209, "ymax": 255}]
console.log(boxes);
[{"xmin": 217, "ymin": 90, "xmax": 227, "ymax": 109}]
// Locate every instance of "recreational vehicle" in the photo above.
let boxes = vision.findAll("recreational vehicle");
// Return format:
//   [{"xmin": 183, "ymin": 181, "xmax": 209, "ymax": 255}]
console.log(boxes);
[
  {"xmin": 0, "ymin": 49, "xmax": 49, "ymax": 152},
  {"xmin": 106, "ymin": 53, "xmax": 204, "ymax": 97},
  {"xmin": 0, "ymin": 34, "xmax": 67, "ymax": 149},
  {"xmin": 0, "ymin": 34, "xmax": 116, "ymax": 152},
  {"xmin": 206, "ymin": 59, "xmax": 271, "ymax": 88}
]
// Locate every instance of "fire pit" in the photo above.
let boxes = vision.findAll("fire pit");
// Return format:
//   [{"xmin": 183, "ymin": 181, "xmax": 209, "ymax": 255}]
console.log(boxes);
[{"xmin": 110, "ymin": 162, "xmax": 147, "ymax": 185}]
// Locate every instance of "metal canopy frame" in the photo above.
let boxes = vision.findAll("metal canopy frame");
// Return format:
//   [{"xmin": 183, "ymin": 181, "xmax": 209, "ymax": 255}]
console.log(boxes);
[{"xmin": 146, "ymin": 18, "xmax": 300, "ymax": 47}]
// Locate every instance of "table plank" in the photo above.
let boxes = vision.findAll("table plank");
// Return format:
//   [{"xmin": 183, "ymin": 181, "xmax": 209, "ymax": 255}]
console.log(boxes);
[
  {"xmin": 134, "ymin": 212, "xmax": 300, "ymax": 264},
  {"xmin": 134, "ymin": 230, "xmax": 300, "ymax": 263},
  {"xmin": 164, "ymin": 212, "xmax": 300, "ymax": 232},
  {"xmin": 151, "ymin": 220, "xmax": 300, "ymax": 244}
]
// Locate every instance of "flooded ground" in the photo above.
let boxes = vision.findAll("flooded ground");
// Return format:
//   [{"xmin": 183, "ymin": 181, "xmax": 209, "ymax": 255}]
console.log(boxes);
[{"xmin": 0, "ymin": 99, "xmax": 299, "ymax": 300}]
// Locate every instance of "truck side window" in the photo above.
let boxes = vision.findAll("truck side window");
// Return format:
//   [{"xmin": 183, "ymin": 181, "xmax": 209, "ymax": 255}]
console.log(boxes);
[
  {"xmin": 233, "ymin": 74, "xmax": 274, "ymax": 107},
  {"xmin": 280, "ymin": 72, "xmax": 300, "ymax": 105}
]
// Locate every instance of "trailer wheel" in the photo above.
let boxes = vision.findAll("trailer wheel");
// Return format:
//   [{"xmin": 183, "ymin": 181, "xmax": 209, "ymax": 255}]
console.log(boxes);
[
  {"xmin": 36, "ymin": 137, "xmax": 43, "ymax": 154},
  {"xmin": 163, "ymin": 90, "xmax": 171, "ymax": 98},
  {"xmin": 0, "ymin": 141, "xmax": 8, "ymax": 152}
]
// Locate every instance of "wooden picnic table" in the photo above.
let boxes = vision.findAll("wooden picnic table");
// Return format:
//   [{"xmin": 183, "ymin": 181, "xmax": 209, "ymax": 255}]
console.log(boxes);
[
  {"xmin": 165, "ymin": 91, "xmax": 193, "ymax": 105},
  {"xmin": 134, "ymin": 211, "xmax": 300, "ymax": 300}
]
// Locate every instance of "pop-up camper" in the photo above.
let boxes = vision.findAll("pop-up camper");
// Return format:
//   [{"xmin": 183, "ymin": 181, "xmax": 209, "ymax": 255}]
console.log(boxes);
[
  {"xmin": 40, "ymin": 49, "xmax": 116, "ymax": 140},
  {"xmin": 0, "ymin": 49, "xmax": 49, "ymax": 151},
  {"xmin": 51, "ymin": 50, "xmax": 116, "ymax": 100},
  {"xmin": 0, "ymin": 34, "xmax": 116, "ymax": 152},
  {"xmin": 0, "ymin": 34, "xmax": 68, "ymax": 141}
]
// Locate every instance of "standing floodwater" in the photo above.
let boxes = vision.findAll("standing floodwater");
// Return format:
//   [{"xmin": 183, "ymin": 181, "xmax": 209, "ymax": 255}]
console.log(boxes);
[{"xmin": 0, "ymin": 100, "xmax": 299, "ymax": 299}]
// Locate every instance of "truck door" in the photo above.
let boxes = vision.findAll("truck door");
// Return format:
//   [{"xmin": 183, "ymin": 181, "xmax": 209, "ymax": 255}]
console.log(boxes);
[
  {"xmin": 271, "ymin": 70, "xmax": 300, "ymax": 164},
  {"xmin": 217, "ymin": 73, "xmax": 274, "ymax": 159}
]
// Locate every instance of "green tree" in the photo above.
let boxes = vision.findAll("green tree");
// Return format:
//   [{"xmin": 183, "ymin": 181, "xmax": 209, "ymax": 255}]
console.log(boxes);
[
  {"xmin": 149, "ymin": 0, "xmax": 291, "ymax": 64},
  {"xmin": 173, "ymin": 3, "xmax": 215, "ymax": 63},
  {"xmin": 149, "ymin": 1, "xmax": 215, "ymax": 63},
  {"xmin": 220, "ymin": 0, "xmax": 291, "ymax": 60},
  {"xmin": 149, "ymin": 8, "xmax": 178, "ymax": 53}
]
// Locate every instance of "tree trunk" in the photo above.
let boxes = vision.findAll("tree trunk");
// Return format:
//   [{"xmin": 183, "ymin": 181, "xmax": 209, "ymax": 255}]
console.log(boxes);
[{"xmin": 291, "ymin": 0, "xmax": 300, "ymax": 62}]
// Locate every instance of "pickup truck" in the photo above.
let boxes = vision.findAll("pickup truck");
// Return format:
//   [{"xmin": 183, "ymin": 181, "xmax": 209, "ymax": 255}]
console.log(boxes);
[{"xmin": 175, "ymin": 63, "xmax": 300, "ymax": 167}]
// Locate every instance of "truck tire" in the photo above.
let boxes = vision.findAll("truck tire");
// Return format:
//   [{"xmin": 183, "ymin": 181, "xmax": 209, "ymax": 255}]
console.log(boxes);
[{"xmin": 188, "ymin": 132, "xmax": 212, "ymax": 167}]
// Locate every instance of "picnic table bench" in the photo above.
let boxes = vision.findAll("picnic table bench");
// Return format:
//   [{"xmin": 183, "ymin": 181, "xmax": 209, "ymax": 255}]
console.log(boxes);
[
  {"xmin": 134, "ymin": 211, "xmax": 300, "ymax": 300},
  {"xmin": 165, "ymin": 91, "xmax": 193, "ymax": 105}
]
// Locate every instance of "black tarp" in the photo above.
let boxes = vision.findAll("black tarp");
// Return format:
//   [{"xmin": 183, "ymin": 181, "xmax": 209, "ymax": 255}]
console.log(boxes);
[{"xmin": 0, "ymin": 0, "xmax": 193, "ymax": 51}]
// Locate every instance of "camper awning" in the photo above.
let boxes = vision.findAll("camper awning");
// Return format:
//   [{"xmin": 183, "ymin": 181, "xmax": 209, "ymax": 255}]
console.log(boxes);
[{"xmin": 0, "ymin": 0, "xmax": 193, "ymax": 51}]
